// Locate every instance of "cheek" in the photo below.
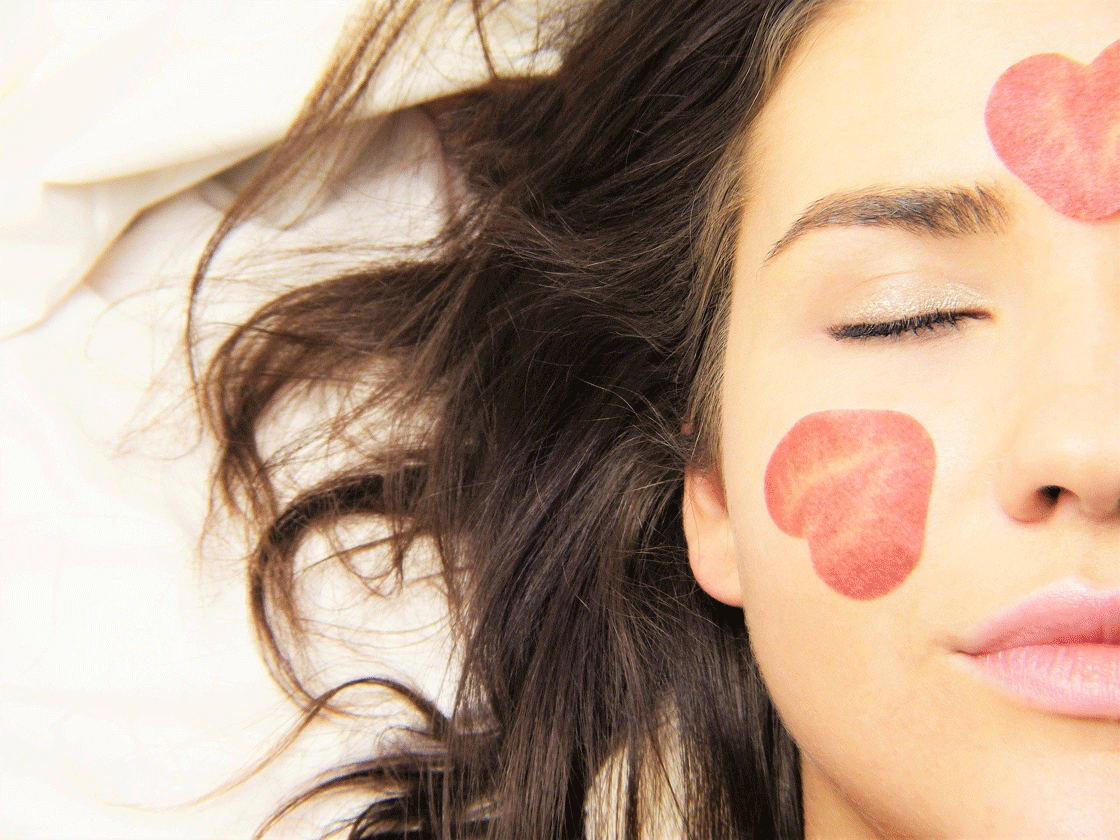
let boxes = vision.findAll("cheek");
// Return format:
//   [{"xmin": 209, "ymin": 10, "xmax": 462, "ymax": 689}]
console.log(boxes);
[
  {"xmin": 764, "ymin": 410, "xmax": 936, "ymax": 600},
  {"xmin": 985, "ymin": 39, "xmax": 1120, "ymax": 220}
]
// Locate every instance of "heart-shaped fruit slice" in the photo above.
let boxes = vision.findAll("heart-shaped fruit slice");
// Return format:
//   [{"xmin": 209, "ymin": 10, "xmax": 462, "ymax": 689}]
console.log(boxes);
[
  {"xmin": 764, "ymin": 410, "xmax": 936, "ymax": 601},
  {"xmin": 985, "ymin": 40, "xmax": 1120, "ymax": 220}
]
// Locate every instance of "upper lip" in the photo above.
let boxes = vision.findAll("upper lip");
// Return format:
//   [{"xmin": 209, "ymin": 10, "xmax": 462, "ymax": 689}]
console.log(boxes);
[{"xmin": 958, "ymin": 580, "xmax": 1120, "ymax": 655}]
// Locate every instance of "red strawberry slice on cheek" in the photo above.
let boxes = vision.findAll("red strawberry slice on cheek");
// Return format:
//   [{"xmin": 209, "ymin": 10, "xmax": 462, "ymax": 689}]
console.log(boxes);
[
  {"xmin": 985, "ymin": 39, "xmax": 1120, "ymax": 221},
  {"xmin": 764, "ymin": 411, "xmax": 936, "ymax": 601}
]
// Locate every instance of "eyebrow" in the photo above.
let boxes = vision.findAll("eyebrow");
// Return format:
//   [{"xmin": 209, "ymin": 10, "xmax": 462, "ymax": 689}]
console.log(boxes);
[{"xmin": 764, "ymin": 184, "xmax": 1010, "ymax": 262}]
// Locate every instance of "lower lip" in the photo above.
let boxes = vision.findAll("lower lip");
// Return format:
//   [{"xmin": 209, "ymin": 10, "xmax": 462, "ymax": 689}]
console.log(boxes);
[{"xmin": 964, "ymin": 644, "xmax": 1120, "ymax": 720}]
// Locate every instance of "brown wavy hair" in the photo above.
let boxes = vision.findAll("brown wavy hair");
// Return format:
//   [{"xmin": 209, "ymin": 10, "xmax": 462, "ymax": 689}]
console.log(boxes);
[{"xmin": 192, "ymin": 0, "xmax": 834, "ymax": 836}]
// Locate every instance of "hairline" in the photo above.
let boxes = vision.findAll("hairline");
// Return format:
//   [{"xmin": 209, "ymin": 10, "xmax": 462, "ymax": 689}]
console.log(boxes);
[{"xmin": 685, "ymin": 0, "xmax": 841, "ymax": 472}]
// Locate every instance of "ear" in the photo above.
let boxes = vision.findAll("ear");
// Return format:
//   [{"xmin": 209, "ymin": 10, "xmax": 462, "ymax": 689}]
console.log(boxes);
[{"xmin": 682, "ymin": 467, "xmax": 743, "ymax": 607}]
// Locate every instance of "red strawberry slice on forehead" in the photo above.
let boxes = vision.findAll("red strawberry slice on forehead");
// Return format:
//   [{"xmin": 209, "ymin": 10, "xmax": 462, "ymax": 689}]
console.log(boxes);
[{"xmin": 985, "ymin": 40, "xmax": 1120, "ymax": 220}]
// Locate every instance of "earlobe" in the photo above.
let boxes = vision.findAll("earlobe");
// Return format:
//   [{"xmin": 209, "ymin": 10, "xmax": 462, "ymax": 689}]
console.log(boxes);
[{"xmin": 682, "ymin": 468, "xmax": 743, "ymax": 607}]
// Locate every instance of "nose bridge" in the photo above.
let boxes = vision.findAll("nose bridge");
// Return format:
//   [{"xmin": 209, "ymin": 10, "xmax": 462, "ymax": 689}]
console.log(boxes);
[
  {"xmin": 1028, "ymin": 218, "xmax": 1119, "ymax": 393},
  {"xmin": 1047, "ymin": 220, "xmax": 1118, "ymax": 357},
  {"xmin": 995, "ymin": 225, "xmax": 1120, "ymax": 523},
  {"xmin": 1076, "ymin": 233, "xmax": 1120, "ymax": 385},
  {"xmin": 1044, "ymin": 285, "xmax": 1120, "ymax": 404}
]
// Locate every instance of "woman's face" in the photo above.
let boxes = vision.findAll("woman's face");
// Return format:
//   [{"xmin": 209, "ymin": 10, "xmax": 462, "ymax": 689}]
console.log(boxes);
[{"xmin": 684, "ymin": 0, "xmax": 1119, "ymax": 836}]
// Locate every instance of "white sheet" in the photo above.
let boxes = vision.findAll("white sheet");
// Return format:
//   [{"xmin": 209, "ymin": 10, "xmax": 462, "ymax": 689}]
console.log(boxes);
[{"xmin": 0, "ymin": 2, "xmax": 558, "ymax": 836}]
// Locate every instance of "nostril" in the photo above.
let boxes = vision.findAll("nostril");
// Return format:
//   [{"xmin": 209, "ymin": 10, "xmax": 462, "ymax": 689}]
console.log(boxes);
[{"xmin": 1039, "ymin": 485, "xmax": 1062, "ymax": 503}]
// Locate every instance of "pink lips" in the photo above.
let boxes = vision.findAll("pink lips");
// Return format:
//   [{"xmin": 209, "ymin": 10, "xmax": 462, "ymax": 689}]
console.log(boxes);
[{"xmin": 958, "ymin": 582, "xmax": 1120, "ymax": 720}]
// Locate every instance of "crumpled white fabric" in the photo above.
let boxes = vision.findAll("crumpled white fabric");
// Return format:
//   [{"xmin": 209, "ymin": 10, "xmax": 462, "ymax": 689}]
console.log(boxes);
[
  {"xmin": 0, "ymin": 2, "xmax": 558, "ymax": 837},
  {"xmin": 1, "ymin": 0, "xmax": 557, "ymax": 337}
]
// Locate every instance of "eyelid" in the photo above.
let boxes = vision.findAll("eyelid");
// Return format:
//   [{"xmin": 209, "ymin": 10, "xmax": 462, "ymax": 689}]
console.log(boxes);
[{"xmin": 829, "ymin": 308, "xmax": 991, "ymax": 340}]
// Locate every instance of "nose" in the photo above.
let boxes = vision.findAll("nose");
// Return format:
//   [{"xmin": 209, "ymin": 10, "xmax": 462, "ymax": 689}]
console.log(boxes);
[
  {"xmin": 994, "ymin": 230, "xmax": 1120, "ymax": 524},
  {"xmin": 994, "ymin": 213, "xmax": 1115, "ymax": 526},
  {"xmin": 996, "ymin": 383, "xmax": 1120, "ymax": 522}
]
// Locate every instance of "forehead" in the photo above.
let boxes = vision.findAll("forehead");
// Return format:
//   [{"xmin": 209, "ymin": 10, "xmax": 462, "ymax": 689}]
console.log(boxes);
[{"xmin": 739, "ymin": 0, "xmax": 1119, "ymax": 263}]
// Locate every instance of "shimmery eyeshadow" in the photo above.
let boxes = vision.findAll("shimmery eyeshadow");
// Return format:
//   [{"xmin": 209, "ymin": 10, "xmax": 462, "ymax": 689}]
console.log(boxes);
[{"xmin": 764, "ymin": 410, "xmax": 936, "ymax": 600}]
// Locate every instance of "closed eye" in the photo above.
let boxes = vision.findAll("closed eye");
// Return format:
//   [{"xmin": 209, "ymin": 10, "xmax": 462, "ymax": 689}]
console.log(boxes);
[{"xmin": 829, "ymin": 309, "xmax": 990, "ymax": 340}]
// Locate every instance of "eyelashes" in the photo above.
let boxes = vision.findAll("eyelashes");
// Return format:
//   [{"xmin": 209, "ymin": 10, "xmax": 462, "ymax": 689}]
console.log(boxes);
[{"xmin": 829, "ymin": 309, "xmax": 991, "ymax": 340}]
